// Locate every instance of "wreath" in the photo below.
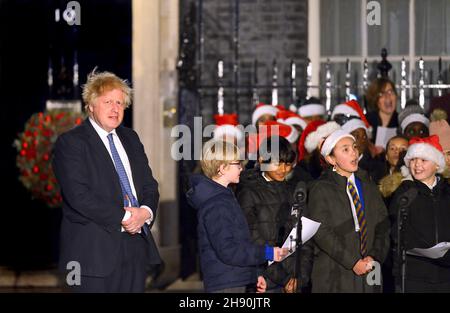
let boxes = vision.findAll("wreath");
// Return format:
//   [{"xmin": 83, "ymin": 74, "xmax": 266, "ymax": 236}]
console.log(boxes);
[{"xmin": 14, "ymin": 110, "xmax": 85, "ymax": 208}]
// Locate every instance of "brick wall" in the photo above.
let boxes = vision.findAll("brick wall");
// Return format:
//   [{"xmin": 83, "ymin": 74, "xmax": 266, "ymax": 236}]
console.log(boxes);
[{"xmin": 180, "ymin": 0, "xmax": 308, "ymax": 125}]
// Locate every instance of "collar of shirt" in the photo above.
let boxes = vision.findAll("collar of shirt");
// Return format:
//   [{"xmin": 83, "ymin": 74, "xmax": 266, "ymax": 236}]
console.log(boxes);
[
  {"xmin": 89, "ymin": 117, "xmax": 117, "ymax": 139},
  {"xmin": 262, "ymin": 172, "xmax": 271, "ymax": 182},
  {"xmin": 424, "ymin": 175, "xmax": 438, "ymax": 190},
  {"xmin": 347, "ymin": 173, "xmax": 356, "ymax": 186}
]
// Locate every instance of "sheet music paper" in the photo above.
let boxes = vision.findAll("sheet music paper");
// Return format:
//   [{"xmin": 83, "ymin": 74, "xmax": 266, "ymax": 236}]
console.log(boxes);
[
  {"xmin": 407, "ymin": 242, "xmax": 450, "ymax": 259},
  {"xmin": 375, "ymin": 126, "xmax": 397, "ymax": 149},
  {"xmin": 269, "ymin": 217, "xmax": 321, "ymax": 265}
]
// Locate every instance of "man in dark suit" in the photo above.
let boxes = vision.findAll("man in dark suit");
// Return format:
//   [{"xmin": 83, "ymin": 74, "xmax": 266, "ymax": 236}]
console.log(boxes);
[{"xmin": 53, "ymin": 71, "xmax": 161, "ymax": 292}]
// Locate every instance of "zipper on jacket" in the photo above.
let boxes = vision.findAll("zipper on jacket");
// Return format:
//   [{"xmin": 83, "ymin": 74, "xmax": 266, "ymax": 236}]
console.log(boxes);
[{"xmin": 431, "ymin": 191, "xmax": 439, "ymax": 244}]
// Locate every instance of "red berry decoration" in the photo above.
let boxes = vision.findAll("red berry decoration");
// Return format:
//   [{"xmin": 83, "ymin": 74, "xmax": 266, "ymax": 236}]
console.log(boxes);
[{"xmin": 14, "ymin": 109, "xmax": 85, "ymax": 208}]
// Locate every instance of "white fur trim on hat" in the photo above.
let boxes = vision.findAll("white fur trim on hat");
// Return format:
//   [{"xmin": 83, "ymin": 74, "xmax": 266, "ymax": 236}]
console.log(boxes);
[
  {"xmin": 298, "ymin": 104, "xmax": 325, "ymax": 118},
  {"xmin": 285, "ymin": 125, "xmax": 300, "ymax": 143},
  {"xmin": 331, "ymin": 104, "xmax": 359, "ymax": 119},
  {"xmin": 342, "ymin": 119, "xmax": 368, "ymax": 135},
  {"xmin": 305, "ymin": 121, "xmax": 341, "ymax": 153},
  {"xmin": 252, "ymin": 105, "xmax": 278, "ymax": 125},
  {"xmin": 321, "ymin": 130, "xmax": 355, "ymax": 157},
  {"xmin": 400, "ymin": 113, "xmax": 430, "ymax": 132},
  {"xmin": 278, "ymin": 117, "xmax": 307, "ymax": 130},
  {"xmin": 403, "ymin": 142, "xmax": 446, "ymax": 173},
  {"xmin": 400, "ymin": 165, "xmax": 411, "ymax": 178},
  {"xmin": 213, "ymin": 125, "xmax": 243, "ymax": 142},
  {"xmin": 289, "ymin": 104, "xmax": 297, "ymax": 112}
]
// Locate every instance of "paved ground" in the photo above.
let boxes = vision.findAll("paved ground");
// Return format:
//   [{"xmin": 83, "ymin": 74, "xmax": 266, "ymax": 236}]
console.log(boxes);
[{"xmin": 0, "ymin": 267, "xmax": 203, "ymax": 293}]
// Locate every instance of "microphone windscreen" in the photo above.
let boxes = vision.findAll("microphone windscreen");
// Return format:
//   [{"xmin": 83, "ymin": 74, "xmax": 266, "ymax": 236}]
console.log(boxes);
[{"xmin": 294, "ymin": 181, "xmax": 307, "ymax": 202}]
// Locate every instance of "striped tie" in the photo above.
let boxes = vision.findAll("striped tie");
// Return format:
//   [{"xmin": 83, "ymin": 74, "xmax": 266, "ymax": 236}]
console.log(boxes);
[
  {"xmin": 347, "ymin": 180, "xmax": 367, "ymax": 257},
  {"xmin": 107, "ymin": 133, "xmax": 148, "ymax": 236}
]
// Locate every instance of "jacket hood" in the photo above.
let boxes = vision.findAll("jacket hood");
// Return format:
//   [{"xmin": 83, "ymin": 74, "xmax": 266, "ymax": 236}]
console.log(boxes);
[{"xmin": 186, "ymin": 174, "xmax": 232, "ymax": 209}]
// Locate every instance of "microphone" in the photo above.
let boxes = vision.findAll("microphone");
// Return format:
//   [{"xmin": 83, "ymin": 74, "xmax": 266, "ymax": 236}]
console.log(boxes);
[
  {"xmin": 291, "ymin": 181, "xmax": 307, "ymax": 293},
  {"xmin": 291, "ymin": 181, "xmax": 306, "ymax": 217},
  {"xmin": 295, "ymin": 181, "xmax": 306, "ymax": 204}
]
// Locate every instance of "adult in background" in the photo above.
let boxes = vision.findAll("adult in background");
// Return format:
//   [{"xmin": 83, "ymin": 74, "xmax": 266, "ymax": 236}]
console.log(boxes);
[{"xmin": 365, "ymin": 78, "xmax": 399, "ymax": 156}]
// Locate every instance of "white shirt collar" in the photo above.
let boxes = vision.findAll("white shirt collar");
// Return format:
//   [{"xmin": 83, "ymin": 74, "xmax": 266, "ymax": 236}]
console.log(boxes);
[
  {"xmin": 347, "ymin": 173, "xmax": 356, "ymax": 185},
  {"xmin": 262, "ymin": 172, "xmax": 271, "ymax": 182},
  {"xmin": 89, "ymin": 117, "xmax": 117, "ymax": 138},
  {"xmin": 425, "ymin": 176, "xmax": 438, "ymax": 190}
]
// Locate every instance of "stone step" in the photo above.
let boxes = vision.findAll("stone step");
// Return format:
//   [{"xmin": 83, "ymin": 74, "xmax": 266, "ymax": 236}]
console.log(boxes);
[{"xmin": 165, "ymin": 273, "xmax": 203, "ymax": 292}]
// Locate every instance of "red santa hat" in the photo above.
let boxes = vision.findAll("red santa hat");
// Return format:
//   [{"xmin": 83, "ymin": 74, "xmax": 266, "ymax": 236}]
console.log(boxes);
[
  {"xmin": 403, "ymin": 135, "xmax": 446, "ymax": 173},
  {"xmin": 246, "ymin": 120, "xmax": 299, "ymax": 159},
  {"xmin": 304, "ymin": 121, "xmax": 341, "ymax": 154},
  {"xmin": 320, "ymin": 129, "xmax": 355, "ymax": 157},
  {"xmin": 252, "ymin": 103, "xmax": 278, "ymax": 126},
  {"xmin": 297, "ymin": 120, "xmax": 326, "ymax": 161},
  {"xmin": 275, "ymin": 104, "xmax": 287, "ymax": 111},
  {"xmin": 298, "ymin": 98, "xmax": 326, "ymax": 118},
  {"xmin": 260, "ymin": 120, "xmax": 300, "ymax": 144},
  {"xmin": 331, "ymin": 100, "xmax": 371, "ymax": 129},
  {"xmin": 213, "ymin": 113, "xmax": 243, "ymax": 141},
  {"xmin": 276, "ymin": 109, "xmax": 308, "ymax": 130}
]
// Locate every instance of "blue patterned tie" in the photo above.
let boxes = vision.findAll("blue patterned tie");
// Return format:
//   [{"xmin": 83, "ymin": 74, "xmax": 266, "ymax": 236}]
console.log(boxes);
[
  {"xmin": 107, "ymin": 133, "xmax": 148, "ymax": 236},
  {"xmin": 347, "ymin": 181, "xmax": 367, "ymax": 257}
]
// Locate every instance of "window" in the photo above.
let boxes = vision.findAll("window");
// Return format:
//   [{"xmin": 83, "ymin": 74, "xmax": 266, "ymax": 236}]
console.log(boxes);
[{"xmin": 313, "ymin": 0, "xmax": 450, "ymax": 111}]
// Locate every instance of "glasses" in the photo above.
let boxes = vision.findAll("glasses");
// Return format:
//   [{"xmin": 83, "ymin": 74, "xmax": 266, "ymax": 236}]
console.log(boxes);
[
  {"xmin": 229, "ymin": 161, "xmax": 243, "ymax": 169},
  {"xmin": 378, "ymin": 89, "xmax": 395, "ymax": 98}
]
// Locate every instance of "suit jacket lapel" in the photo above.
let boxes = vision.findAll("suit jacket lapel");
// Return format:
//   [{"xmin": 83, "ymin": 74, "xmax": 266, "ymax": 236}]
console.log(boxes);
[
  {"xmin": 83, "ymin": 119, "xmax": 122, "ymax": 195},
  {"xmin": 330, "ymin": 170, "xmax": 355, "ymax": 222}
]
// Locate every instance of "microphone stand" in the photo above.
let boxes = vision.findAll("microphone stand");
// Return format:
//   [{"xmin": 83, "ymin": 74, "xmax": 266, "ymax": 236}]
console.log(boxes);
[
  {"xmin": 397, "ymin": 188, "xmax": 416, "ymax": 293},
  {"xmin": 397, "ymin": 199, "xmax": 408, "ymax": 293},
  {"xmin": 291, "ymin": 188, "xmax": 306, "ymax": 293}
]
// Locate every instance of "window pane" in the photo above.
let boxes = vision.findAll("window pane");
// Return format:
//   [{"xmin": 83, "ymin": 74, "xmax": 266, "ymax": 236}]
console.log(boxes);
[
  {"xmin": 411, "ymin": 60, "xmax": 450, "ymax": 111},
  {"xmin": 416, "ymin": 0, "xmax": 450, "ymax": 55},
  {"xmin": 368, "ymin": 0, "xmax": 409, "ymax": 56},
  {"xmin": 321, "ymin": 0, "xmax": 361, "ymax": 56}
]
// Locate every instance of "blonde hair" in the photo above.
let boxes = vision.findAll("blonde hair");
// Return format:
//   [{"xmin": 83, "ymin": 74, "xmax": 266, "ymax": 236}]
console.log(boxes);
[
  {"xmin": 82, "ymin": 69, "xmax": 132, "ymax": 112},
  {"xmin": 200, "ymin": 139, "xmax": 240, "ymax": 179}
]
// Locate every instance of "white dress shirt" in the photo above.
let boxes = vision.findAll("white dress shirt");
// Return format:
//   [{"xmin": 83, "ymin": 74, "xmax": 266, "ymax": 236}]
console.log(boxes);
[
  {"xmin": 345, "ymin": 173, "xmax": 361, "ymax": 232},
  {"xmin": 89, "ymin": 118, "xmax": 153, "ymax": 232},
  {"xmin": 425, "ymin": 176, "xmax": 438, "ymax": 190},
  {"xmin": 262, "ymin": 172, "xmax": 271, "ymax": 182}
]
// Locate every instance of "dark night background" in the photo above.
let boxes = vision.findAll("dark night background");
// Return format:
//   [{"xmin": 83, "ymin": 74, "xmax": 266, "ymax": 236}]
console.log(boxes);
[
  {"xmin": 0, "ymin": 0, "xmax": 132, "ymax": 270},
  {"xmin": 0, "ymin": 0, "xmax": 310, "ymax": 278}
]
